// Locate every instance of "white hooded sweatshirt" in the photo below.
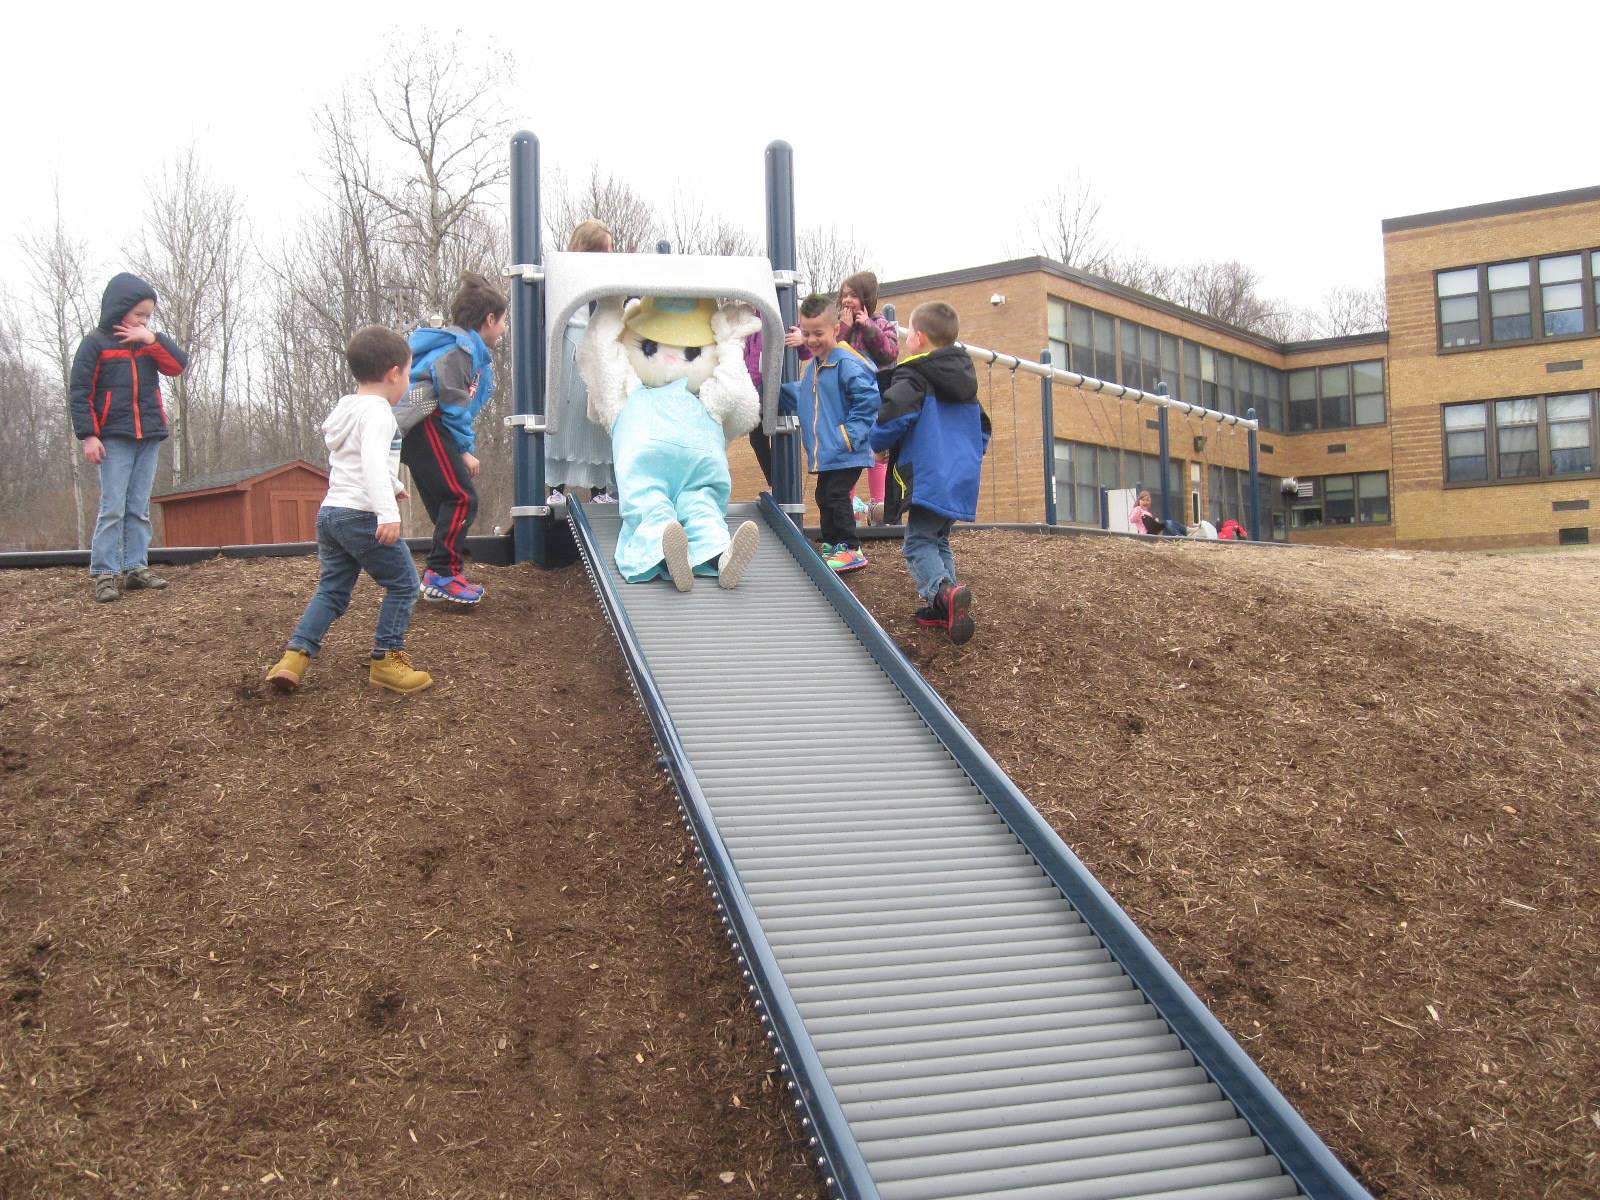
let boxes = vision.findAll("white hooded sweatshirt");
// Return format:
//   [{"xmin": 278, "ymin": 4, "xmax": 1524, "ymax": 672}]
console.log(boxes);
[{"xmin": 320, "ymin": 393, "xmax": 403, "ymax": 525}]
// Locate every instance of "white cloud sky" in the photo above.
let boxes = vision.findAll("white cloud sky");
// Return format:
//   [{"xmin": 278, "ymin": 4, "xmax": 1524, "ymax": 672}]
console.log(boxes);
[{"xmin": 3, "ymin": 0, "xmax": 1595, "ymax": 323}]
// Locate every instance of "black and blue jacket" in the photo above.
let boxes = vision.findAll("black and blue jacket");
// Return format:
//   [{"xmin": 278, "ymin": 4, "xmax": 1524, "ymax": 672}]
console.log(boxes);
[
  {"xmin": 69, "ymin": 273, "xmax": 188, "ymax": 442},
  {"xmin": 869, "ymin": 346, "xmax": 991, "ymax": 523}
]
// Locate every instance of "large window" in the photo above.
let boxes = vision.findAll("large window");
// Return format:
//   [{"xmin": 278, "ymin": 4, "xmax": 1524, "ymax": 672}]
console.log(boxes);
[
  {"xmin": 1286, "ymin": 360, "xmax": 1386, "ymax": 431},
  {"xmin": 1053, "ymin": 440, "xmax": 1183, "ymax": 526},
  {"xmin": 1443, "ymin": 392, "xmax": 1597, "ymax": 485},
  {"xmin": 1291, "ymin": 472, "xmax": 1390, "ymax": 528},
  {"xmin": 1435, "ymin": 249, "xmax": 1600, "ymax": 350}
]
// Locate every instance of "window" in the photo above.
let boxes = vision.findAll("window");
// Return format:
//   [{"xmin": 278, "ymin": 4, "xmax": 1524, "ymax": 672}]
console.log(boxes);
[
  {"xmin": 1140, "ymin": 325, "xmax": 1160, "ymax": 392},
  {"xmin": 1070, "ymin": 304, "xmax": 1093, "ymax": 379},
  {"xmin": 1436, "ymin": 248, "xmax": 1600, "ymax": 350},
  {"xmin": 1217, "ymin": 353, "xmax": 1235, "ymax": 416},
  {"xmin": 1264, "ymin": 365, "xmax": 1286, "ymax": 433},
  {"xmin": 1319, "ymin": 364, "xmax": 1352, "ymax": 428},
  {"xmin": 1120, "ymin": 321, "xmax": 1141, "ymax": 391},
  {"xmin": 1182, "ymin": 342, "xmax": 1200, "ymax": 405},
  {"xmin": 1093, "ymin": 311, "xmax": 1117, "ymax": 383},
  {"xmin": 1442, "ymin": 392, "xmax": 1597, "ymax": 485},
  {"xmin": 1199, "ymin": 347, "xmax": 1217, "ymax": 407},
  {"xmin": 1048, "ymin": 299, "xmax": 1069, "ymax": 379},
  {"xmin": 1353, "ymin": 360, "xmax": 1386, "ymax": 425},
  {"xmin": 1444, "ymin": 403, "xmax": 1489, "ymax": 482},
  {"xmin": 1437, "ymin": 268, "xmax": 1481, "ymax": 348},
  {"xmin": 1289, "ymin": 369, "xmax": 1318, "ymax": 431},
  {"xmin": 1159, "ymin": 334, "xmax": 1180, "ymax": 398},
  {"xmin": 1541, "ymin": 255, "xmax": 1584, "ymax": 336},
  {"xmin": 1054, "ymin": 440, "xmax": 1184, "ymax": 526},
  {"xmin": 1291, "ymin": 473, "xmax": 1390, "ymax": 527}
]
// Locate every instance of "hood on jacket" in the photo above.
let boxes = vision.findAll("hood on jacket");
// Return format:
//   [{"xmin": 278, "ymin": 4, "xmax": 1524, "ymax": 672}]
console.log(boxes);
[
  {"xmin": 895, "ymin": 345, "xmax": 979, "ymax": 404},
  {"xmin": 99, "ymin": 273, "xmax": 158, "ymax": 332},
  {"xmin": 321, "ymin": 394, "xmax": 387, "ymax": 455}
]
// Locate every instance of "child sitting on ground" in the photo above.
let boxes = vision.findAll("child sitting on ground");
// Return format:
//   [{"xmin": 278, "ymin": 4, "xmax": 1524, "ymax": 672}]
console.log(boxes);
[
  {"xmin": 780, "ymin": 294, "xmax": 879, "ymax": 572},
  {"xmin": 399, "ymin": 271, "xmax": 508, "ymax": 607},
  {"xmin": 267, "ymin": 327, "xmax": 431, "ymax": 695},
  {"xmin": 869, "ymin": 301, "xmax": 990, "ymax": 644}
]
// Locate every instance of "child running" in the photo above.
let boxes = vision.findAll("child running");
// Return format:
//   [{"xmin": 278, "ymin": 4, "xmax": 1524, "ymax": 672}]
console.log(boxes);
[
  {"xmin": 780, "ymin": 294, "xmax": 879, "ymax": 572},
  {"xmin": 266, "ymin": 326, "xmax": 431, "ymax": 695},
  {"xmin": 869, "ymin": 301, "xmax": 990, "ymax": 644},
  {"xmin": 400, "ymin": 271, "xmax": 508, "ymax": 606}
]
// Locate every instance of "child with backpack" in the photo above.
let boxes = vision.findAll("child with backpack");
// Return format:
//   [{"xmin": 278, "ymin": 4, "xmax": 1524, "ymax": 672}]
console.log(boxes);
[{"xmin": 397, "ymin": 271, "xmax": 508, "ymax": 606}]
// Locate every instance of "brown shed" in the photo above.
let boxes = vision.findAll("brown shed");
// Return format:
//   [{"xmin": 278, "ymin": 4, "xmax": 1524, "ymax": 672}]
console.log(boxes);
[{"xmin": 152, "ymin": 460, "xmax": 329, "ymax": 546}]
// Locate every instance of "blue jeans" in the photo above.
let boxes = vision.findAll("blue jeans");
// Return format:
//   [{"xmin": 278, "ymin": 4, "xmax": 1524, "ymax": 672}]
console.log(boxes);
[
  {"xmin": 89, "ymin": 436, "xmax": 163, "ymax": 576},
  {"xmin": 904, "ymin": 505, "xmax": 957, "ymax": 601},
  {"xmin": 287, "ymin": 507, "xmax": 420, "ymax": 657}
]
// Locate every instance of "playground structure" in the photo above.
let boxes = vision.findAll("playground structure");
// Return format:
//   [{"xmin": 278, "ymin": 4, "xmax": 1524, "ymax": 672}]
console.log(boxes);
[{"xmin": 508, "ymin": 131, "xmax": 1371, "ymax": 1198}]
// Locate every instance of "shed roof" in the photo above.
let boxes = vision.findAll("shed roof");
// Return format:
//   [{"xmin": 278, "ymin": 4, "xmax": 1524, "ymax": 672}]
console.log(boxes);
[{"xmin": 153, "ymin": 459, "xmax": 327, "ymax": 502}]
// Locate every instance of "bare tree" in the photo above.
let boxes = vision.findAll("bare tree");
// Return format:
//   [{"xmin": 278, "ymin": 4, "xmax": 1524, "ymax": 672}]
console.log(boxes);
[
  {"xmin": 1098, "ymin": 251, "xmax": 1181, "ymax": 299},
  {"xmin": 545, "ymin": 163, "xmax": 659, "ymax": 254},
  {"xmin": 797, "ymin": 224, "xmax": 876, "ymax": 297},
  {"xmin": 663, "ymin": 188, "xmax": 759, "ymax": 256},
  {"xmin": 1310, "ymin": 283, "xmax": 1387, "ymax": 337},
  {"xmin": 1020, "ymin": 173, "xmax": 1113, "ymax": 274},
  {"xmin": 17, "ymin": 184, "xmax": 98, "ymax": 546}
]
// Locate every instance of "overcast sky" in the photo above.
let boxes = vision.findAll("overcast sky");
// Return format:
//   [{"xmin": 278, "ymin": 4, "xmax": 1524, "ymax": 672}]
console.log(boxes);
[{"xmin": 4, "ymin": 0, "xmax": 1595, "ymax": 324}]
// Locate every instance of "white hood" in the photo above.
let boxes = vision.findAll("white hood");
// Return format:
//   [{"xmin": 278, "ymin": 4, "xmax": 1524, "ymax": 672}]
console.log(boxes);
[{"xmin": 320, "ymin": 393, "xmax": 402, "ymax": 524}]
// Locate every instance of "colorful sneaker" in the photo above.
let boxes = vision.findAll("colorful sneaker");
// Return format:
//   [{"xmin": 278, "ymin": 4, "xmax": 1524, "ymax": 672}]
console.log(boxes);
[
  {"xmin": 266, "ymin": 649, "xmax": 311, "ymax": 691},
  {"xmin": 369, "ymin": 650, "xmax": 433, "ymax": 694},
  {"xmin": 718, "ymin": 521, "xmax": 760, "ymax": 590},
  {"xmin": 826, "ymin": 545, "xmax": 869, "ymax": 573},
  {"xmin": 938, "ymin": 582, "xmax": 974, "ymax": 645},
  {"xmin": 421, "ymin": 569, "xmax": 484, "ymax": 605}
]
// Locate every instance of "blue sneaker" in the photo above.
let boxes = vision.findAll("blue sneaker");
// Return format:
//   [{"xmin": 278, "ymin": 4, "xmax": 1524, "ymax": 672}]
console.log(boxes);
[{"xmin": 421, "ymin": 569, "xmax": 484, "ymax": 605}]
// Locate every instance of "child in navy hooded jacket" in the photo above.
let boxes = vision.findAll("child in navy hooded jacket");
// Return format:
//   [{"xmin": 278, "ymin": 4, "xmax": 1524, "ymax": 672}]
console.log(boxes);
[
  {"xmin": 869, "ymin": 301, "xmax": 990, "ymax": 644},
  {"xmin": 69, "ymin": 272, "xmax": 188, "ymax": 600}
]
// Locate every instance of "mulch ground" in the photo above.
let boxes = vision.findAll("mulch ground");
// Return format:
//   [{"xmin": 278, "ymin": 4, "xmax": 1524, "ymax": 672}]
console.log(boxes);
[{"xmin": 2, "ymin": 531, "xmax": 1597, "ymax": 1200}]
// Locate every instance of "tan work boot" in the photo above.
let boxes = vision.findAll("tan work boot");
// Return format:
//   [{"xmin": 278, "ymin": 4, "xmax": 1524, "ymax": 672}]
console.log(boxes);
[
  {"xmin": 266, "ymin": 649, "xmax": 311, "ymax": 691},
  {"xmin": 369, "ymin": 650, "xmax": 433, "ymax": 694}
]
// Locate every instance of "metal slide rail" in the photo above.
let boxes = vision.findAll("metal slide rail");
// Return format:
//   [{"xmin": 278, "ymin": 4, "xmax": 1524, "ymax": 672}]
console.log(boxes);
[{"xmin": 569, "ymin": 495, "xmax": 1371, "ymax": 1200}]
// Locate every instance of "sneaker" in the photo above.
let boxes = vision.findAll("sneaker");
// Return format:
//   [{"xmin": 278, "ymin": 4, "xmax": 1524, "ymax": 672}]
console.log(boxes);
[
  {"xmin": 914, "ymin": 604, "xmax": 942, "ymax": 629},
  {"xmin": 266, "ymin": 649, "xmax": 310, "ymax": 691},
  {"xmin": 369, "ymin": 650, "xmax": 433, "ymax": 694},
  {"xmin": 421, "ymin": 569, "xmax": 484, "ymax": 605},
  {"xmin": 661, "ymin": 521, "xmax": 693, "ymax": 592},
  {"xmin": 92, "ymin": 575, "xmax": 121, "ymax": 603},
  {"xmin": 546, "ymin": 490, "xmax": 565, "ymax": 506},
  {"xmin": 938, "ymin": 582, "xmax": 974, "ymax": 645},
  {"xmin": 826, "ymin": 545, "xmax": 869, "ymax": 573},
  {"xmin": 123, "ymin": 567, "xmax": 168, "ymax": 591},
  {"xmin": 591, "ymin": 490, "xmax": 617, "ymax": 504},
  {"xmin": 717, "ymin": 521, "xmax": 760, "ymax": 590}
]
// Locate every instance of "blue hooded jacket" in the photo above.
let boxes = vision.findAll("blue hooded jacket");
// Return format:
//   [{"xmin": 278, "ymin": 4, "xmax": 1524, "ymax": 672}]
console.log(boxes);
[
  {"xmin": 68, "ymin": 273, "xmax": 188, "ymax": 442},
  {"xmin": 780, "ymin": 344, "xmax": 878, "ymax": 473},
  {"xmin": 869, "ymin": 346, "xmax": 991, "ymax": 522},
  {"xmin": 409, "ymin": 325, "xmax": 495, "ymax": 455}
]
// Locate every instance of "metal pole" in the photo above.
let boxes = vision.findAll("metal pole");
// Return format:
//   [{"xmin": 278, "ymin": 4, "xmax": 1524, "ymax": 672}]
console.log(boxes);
[
  {"xmin": 657, "ymin": 240, "xmax": 672, "ymax": 254},
  {"xmin": 765, "ymin": 140, "xmax": 803, "ymax": 518},
  {"xmin": 1246, "ymin": 406, "xmax": 1261, "ymax": 541},
  {"xmin": 510, "ymin": 130, "xmax": 546, "ymax": 566},
  {"xmin": 1156, "ymin": 382, "xmax": 1172, "ymax": 527},
  {"xmin": 1040, "ymin": 349, "xmax": 1057, "ymax": 526}
]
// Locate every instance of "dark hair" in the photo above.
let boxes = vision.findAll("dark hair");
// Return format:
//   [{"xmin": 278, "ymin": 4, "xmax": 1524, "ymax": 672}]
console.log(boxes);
[
  {"xmin": 450, "ymin": 270, "xmax": 509, "ymax": 332},
  {"xmin": 911, "ymin": 301, "xmax": 960, "ymax": 347},
  {"xmin": 840, "ymin": 271, "xmax": 879, "ymax": 315},
  {"xmin": 346, "ymin": 326, "xmax": 411, "ymax": 383},
  {"xmin": 798, "ymin": 293, "xmax": 837, "ymax": 320}
]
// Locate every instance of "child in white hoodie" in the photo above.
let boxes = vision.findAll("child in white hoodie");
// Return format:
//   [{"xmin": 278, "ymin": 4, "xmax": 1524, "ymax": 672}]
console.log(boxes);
[{"xmin": 266, "ymin": 326, "xmax": 433, "ymax": 694}]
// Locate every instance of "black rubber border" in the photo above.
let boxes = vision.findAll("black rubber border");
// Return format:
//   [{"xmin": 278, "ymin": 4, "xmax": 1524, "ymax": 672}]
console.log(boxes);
[{"xmin": 760, "ymin": 491, "xmax": 1374, "ymax": 1200}]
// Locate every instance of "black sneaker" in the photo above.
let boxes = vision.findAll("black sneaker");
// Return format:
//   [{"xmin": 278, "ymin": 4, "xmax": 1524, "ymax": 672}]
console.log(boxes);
[
  {"xmin": 93, "ymin": 575, "xmax": 121, "ymax": 603},
  {"xmin": 914, "ymin": 604, "xmax": 942, "ymax": 629},
  {"xmin": 938, "ymin": 583, "xmax": 974, "ymax": 646},
  {"xmin": 123, "ymin": 567, "xmax": 168, "ymax": 591}
]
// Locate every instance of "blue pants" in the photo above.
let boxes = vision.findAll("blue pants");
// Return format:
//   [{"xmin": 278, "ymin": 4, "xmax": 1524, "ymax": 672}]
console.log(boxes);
[
  {"xmin": 89, "ymin": 435, "xmax": 162, "ymax": 576},
  {"xmin": 611, "ymin": 380, "xmax": 732, "ymax": 583},
  {"xmin": 904, "ymin": 505, "xmax": 957, "ymax": 601},
  {"xmin": 287, "ymin": 507, "xmax": 420, "ymax": 657}
]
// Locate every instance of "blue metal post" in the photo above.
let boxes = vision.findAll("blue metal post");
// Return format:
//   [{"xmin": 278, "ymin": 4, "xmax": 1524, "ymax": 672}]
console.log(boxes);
[
  {"xmin": 1156, "ymin": 383, "xmax": 1172, "ymax": 526},
  {"xmin": 1040, "ymin": 349, "xmax": 1057, "ymax": 525},
  {"xmin": 510, "ymin": 131, "xmax": 546, "ymax": 566},
  {"xmin": 1246, "ymin": 407, "xmax": 1261, "ymax": 541},
  {"xmin": 765, "ymin": 140, "xmax": 803, "ymax": 517},
  {"xmin": 657, "ymin": 239, "xmax": 672, "ymax": 254}
]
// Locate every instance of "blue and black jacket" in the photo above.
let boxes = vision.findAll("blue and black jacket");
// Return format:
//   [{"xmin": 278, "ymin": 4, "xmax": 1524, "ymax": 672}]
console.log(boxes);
[
  {"xmin": 780, "ymin": 344, "xmax": 879, "ymax": 474},
  {"xmin": 69, "ymin": 273, "xmax": 188, "ymax": 442},
  {"xmin": 409, "ymin": 325, "xmax": 495, "ymax": 455},
  {"xmin": 869, "ymin": 346, "xmax": 991, "ymax": 522}
]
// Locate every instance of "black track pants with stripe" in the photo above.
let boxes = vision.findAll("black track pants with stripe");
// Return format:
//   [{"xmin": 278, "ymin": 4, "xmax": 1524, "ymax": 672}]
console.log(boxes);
[{"xmin": 400, "ymin": 415, "xmax": 479, "ymax": 577}]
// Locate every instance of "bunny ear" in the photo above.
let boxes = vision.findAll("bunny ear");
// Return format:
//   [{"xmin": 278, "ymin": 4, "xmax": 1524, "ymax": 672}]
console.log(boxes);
[{"xmin": 622, "ymin": 297, "xmax": 642, "ymax": 321}]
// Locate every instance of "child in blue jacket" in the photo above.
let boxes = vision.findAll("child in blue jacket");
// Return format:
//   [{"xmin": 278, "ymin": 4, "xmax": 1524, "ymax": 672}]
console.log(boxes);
[
  {"xmin": 869, "ymin": 301, "xmax": 990, "ymax": 644},
  {"xmin": 780, "ymin": 294, "xmax": 879, "ymax": 572},
  {"xmin": 398, "ymin": 271, "xmax": 507, "ymax": 606}
]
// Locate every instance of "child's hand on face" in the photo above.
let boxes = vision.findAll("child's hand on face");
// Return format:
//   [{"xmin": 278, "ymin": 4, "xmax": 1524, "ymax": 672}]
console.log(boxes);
[
  {"xmin": 375, "ymin": 521, "xmax": 402, "ymax": 545},
  {"xmin": 114, "ymin": 322, "xmax": 155, "ymax": 345},
  {"xmin": 783, "ymin": 326, "xmax": 804, "ymax": 349}
]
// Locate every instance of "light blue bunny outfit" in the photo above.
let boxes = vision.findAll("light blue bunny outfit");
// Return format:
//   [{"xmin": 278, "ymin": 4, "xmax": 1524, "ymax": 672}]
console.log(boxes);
[{"xmin": 611, "ymin": 377, "xmax": 732, "ymax": 583}]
